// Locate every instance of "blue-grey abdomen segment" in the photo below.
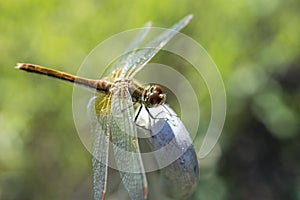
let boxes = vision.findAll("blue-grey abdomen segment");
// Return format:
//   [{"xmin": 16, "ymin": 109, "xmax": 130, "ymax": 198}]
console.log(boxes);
[{"xmin": 149, "ymin": 119, "xmax": 199, "ymax": 199}]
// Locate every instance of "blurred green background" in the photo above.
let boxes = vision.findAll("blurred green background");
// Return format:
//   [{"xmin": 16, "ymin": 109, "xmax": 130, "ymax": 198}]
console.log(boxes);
[{"xmin": 1, "ymin": 0, "xmax": 300, "ymax": 199}]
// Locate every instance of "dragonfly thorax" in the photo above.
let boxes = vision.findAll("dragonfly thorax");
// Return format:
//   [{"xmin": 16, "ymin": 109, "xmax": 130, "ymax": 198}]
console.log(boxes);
[{"xmin": 142, "ymin": 85, "xmax": 166, "ymax": 107}]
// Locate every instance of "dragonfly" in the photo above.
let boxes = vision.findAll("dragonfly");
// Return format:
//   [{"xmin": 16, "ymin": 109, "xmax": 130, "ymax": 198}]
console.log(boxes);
[{"xmin": 16, "ymin": 14, "xmax": 194, "ymax": 200}]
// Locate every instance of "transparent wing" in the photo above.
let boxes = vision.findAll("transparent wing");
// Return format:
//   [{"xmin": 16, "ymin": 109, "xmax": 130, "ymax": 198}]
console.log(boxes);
[
  {"xmin": 121, "ymin": 22, "xmax": 152, "ymax": 59},
  {"xmin": 88, "ymin": 95, "xmax": 111, "ymax": 200},
  {"xmin": 120, "ymin": 14, "xmax": 193, "ymax": 79},
  {"xmin": 110, "ymin": 85, "xmax": 147, "ymax": 200},
  {"xmin": 103, "ymin": 22, "xmax": 152, "ymax": 77}
]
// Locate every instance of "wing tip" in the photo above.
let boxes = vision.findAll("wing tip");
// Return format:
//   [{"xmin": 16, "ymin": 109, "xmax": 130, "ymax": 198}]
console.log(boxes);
[
  {"xmin": 101, "ymin": 191, "xmax": 106, "ymax": 200},
  {"xmin": 144, "ymin": 184, "xmax": 148, "ymax": 199},
  {"xmin": 145, "ymin": 21, "xmax": 152, "ymax": 28},
  {"xmin": 185, "ymin": 14, "xmax": 194, "ymax": 24}
]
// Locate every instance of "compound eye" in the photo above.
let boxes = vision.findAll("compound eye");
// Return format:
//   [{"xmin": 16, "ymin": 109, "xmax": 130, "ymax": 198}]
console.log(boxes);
[
  {"xmin": 154, "ymin": 85, "xmax": 163, "ymax": 94},
  {"xmin": 149, "ymin": 93, "xmax": 160, "ymax": 105}
]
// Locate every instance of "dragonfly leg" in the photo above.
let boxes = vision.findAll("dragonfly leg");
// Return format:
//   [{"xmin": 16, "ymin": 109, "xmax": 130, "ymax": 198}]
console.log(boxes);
[
  {"xmin": 134, "ymin": 105, "xmax": 143, "ymax": 122},
  {"xmin": 144, "ymin": 106, "xmax": 178, "ymax": 127}
]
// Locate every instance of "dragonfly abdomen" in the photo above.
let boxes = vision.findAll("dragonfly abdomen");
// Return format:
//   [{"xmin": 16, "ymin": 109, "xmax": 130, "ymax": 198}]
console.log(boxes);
[{"xmin": 16, "ymin": 63, "xmax": 112, "ymax": 93}]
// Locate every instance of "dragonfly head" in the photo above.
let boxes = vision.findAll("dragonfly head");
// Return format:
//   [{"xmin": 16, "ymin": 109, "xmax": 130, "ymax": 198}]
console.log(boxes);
[{"xmin": 144, "ymin": 85, "xmax": 166, "ymax": 107}]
